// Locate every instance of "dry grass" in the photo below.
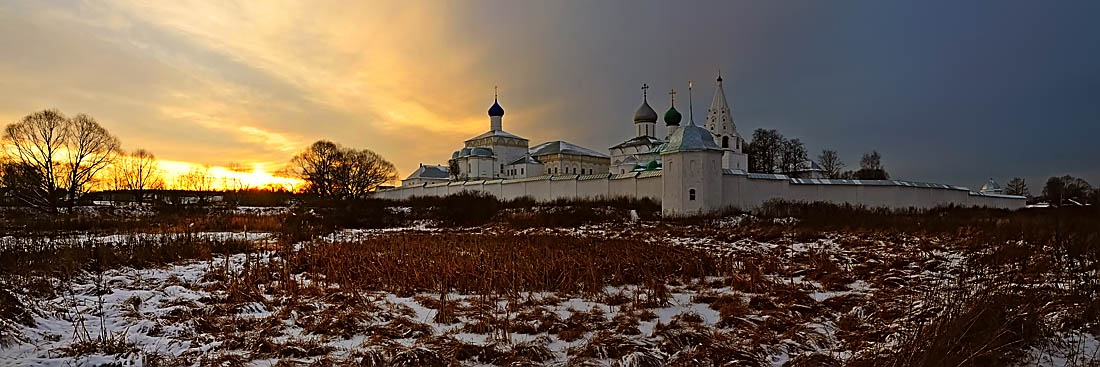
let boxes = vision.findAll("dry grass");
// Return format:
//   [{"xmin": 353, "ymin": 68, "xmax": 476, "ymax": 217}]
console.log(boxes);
[
  {"xmin": 1, "ymin": 199, "xmax": 1098, "ymax": 365},
  {"xmin": 258, "ymin": 233, "xmax": 725, "ymax": 297}
]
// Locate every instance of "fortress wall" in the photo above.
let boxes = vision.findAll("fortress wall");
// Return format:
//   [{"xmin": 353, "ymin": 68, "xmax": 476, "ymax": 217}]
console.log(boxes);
[
  {"xmin": 636, "ymin": 175, "xmax": 663, "ymax": 201},
  {"xmin": 721, "ymin": 175, "xmax": 742, "ymax": 209},
  {"xmin": 524, "ymin": 179, "xmax": 552, "ymax": 201},
  {"xmin": 377, "ymin": 173, "xmax": 1026, "ymax": 211},
  {"xmin": 447, "ymin": 183, "xmax": 464, "ymax": 196},
  {"xmin": 550, "ymin": 178, "xmax": 578, "ymax": 200},
  {"xmin": 967, "ymin": 193, "xmax": 1024, "ymax": 209},
  {"xmin": 734, "ymin": 176, "xmax": 790, "ymax": 209},
  {"xmin": 379, "ymin": 175, "xmax": 657, "ymax": 203},
  {"xmin": 609, "ymin": 175, "xmax": 638, "ymax": 198},
  {"xmin": 486, "ymin": 182, "xmax": 503, "ymax": 198},
  {"xmin": 577, "ymin": 178, "xmax": 611, "ymax": 199},
  {"xmin": 859, "ymin": 185, "xmax": 900, "ymax": 208},
  {"xmin": 501, "ymin": 181, "xmax": 525, "ymax": 200}
]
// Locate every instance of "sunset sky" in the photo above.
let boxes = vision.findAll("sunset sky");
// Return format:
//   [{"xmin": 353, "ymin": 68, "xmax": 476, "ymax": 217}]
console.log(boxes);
[{"xmin": 1, "ymin": 1, "xmax": 1098, "ymax": 189}]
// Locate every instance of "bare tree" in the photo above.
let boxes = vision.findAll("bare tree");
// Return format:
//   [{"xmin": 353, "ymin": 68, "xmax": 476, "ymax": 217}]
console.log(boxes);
[
  {"xmin": 110, "ymin": 149, "xmax": 165, "ymax": 203},
  {"xmin": 2, "ymin": 109, "xmax": 120, "ymax": 211},
  {"xmin": 289, "ymin": 140, "xmax": 397, "ymax": 198},
  {"xmin": 747, "ymin": 129, "xmax": 784, "ymax": 173},
  {"xmin": 860, "ymin": 151, "xmax": 883, "ymax": 171},
  {"xmin": 854, "ymin": 150, "xmax": 889, "ymax": 180},
  {"xmin": 343, "ymin": 148, "xmax": 397, "ymax": 197},
  {"xmin": 175, "ymin": 166, "xmax": 214, "ymax": 192},
  {"xmin": 1043, "ymin": 175, "xmax": 1092, "ymax": 206},
  {"xmin": 1, "ymin": 161, "xmax": 53, "ymax": 208},
  {"xmin": 63, "ymin": 114, "xmax": 121, "ymax": 203},
  {"xmin": 779, "ymin": 138, "xmax": 808, "ymax": 174},
  {"xmin": 1004, "ymin": 177, "xmax": 1030, "ymax": 197},
  {"xmin": 448, "ymin": 159, "xmax": 461, "ymax": 180},
  {"xmin": 289, "ymin": 141, "xmax": 345, "ymax": 197},
  {"xmin": 818, "ymin": 149, "xmax": 845, "ymax": 179}
]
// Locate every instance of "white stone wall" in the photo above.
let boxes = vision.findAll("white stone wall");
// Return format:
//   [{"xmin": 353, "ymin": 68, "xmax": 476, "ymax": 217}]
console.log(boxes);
[
  {"xmin": 375, "ymin": 172, "xmax": 1025, "ymax": 211},
  {"xmin": 376, "ymin": 173, "xmax": 664, "ymax": 203}
]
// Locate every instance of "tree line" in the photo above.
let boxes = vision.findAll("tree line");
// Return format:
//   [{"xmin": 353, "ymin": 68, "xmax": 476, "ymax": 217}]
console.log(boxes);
[
  {"xmin": 746, "ymin": 128, "xmax": 889, "ymax": 180},
  {"xmin": 1, "ymin": 109, "xmax": 398, "ymax": 212},
  {"xmin": 744, "ymin": 127, "xmax": 1097, "ymax": 206},
  {"xmin": 1001, "ymin": 175, "xmax": 1098, "ymax": 206}
]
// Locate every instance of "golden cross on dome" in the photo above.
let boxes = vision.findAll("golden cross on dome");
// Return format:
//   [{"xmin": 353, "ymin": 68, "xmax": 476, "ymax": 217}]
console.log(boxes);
[
  {"xmin": 641, "ymin": 83, "xmax": 649, "ymax": 99},
  {"xmin": 668, "ymin": 89, "xmax": 677, "ymax": 105}
]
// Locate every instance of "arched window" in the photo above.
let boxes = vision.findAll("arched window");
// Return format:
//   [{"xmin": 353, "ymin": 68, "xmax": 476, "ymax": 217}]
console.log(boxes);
[
  {"xmin": 722, "ymin": 136, "xmax": 729, "ymax": 148},
  {"xmin": 689, "ymin": 189, "xmax": 696, "ymax": 201}
]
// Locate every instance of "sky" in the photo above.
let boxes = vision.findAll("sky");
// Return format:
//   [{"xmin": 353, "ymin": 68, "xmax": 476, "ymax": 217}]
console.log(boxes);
[{"xmin": 1, "ymin": 0, "xmax": 1097, "ymax": 190}]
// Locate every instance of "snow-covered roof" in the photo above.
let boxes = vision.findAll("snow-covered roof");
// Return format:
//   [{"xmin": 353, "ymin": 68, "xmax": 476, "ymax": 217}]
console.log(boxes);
[
  {"xmin": 722, "ymin": 169, "xmax": 748, "ymax": 175},
  {"xmin": 789, "ymin": 178, "xmax": 973, "ymax": 191},
  {"xmin": 530, "ymin": 141, "xmax": 610, "ymax": 159},
  {"xmin": 509, "ymin": 155, "xmax": 541, "ymax": 165},
  {"xmin": 453, "ymin": 147, "xmax": 493, "ymax": 158},
  {"xmin": 404, "ymin": 164, "xmax": 449, "ymax": 180},
  {"xmin": 610, "ymin": 135, "xmax": 664, "ymax": 150},
  {"xmin": 663, "ymin": 124, "xmax": 722, "ymax": 153},
  {"xmin": 466, "ymin": 129, "xmax": 528, "ymax": 141}
]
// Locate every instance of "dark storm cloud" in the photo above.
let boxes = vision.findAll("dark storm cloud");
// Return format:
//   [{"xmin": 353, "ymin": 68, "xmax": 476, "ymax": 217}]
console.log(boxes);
[
  {"xmin": 459, "ymin": 0, "xmax": 1100, "ymax": 188},
  {"xmin": 1, "ymin": 1, "xmax": 1096, "ymax": 188}
]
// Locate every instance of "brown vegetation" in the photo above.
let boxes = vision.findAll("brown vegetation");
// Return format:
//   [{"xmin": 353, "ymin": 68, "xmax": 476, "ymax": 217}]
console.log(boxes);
[{"xmin": 0, "ymin": 199, "xmax": 1097, "ymax": 365}]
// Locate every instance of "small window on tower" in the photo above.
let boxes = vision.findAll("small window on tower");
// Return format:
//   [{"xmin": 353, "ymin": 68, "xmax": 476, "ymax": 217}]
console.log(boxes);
[
  {"xmin": 722, "ymin": 136, "xmax": 729, "ymax": 148},
  {"xmin": 689, "ymin": 189, "xmax": 696, "ymax": 201}
]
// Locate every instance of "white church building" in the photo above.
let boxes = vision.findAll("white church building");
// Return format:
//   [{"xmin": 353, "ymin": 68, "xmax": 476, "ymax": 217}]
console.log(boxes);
[
  {"xmin": 386, "ymin": 74, "xmax": 1025, "ymax": 215},
  {"xmin": 426, "ymin": 92, "xmax": 611, "ymax": 182}
]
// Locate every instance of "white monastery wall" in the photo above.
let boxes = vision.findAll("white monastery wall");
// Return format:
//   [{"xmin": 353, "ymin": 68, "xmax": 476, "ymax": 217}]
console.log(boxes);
[
  {"xmin": 577, "ymin": 176, "xmax": 610, "ymax": 199},
  {"xmin": 636, "ymin": 174, "xmax": 663, "ymax": 201},
  {"xmin": 375, "ymin": 173, "xmax": 1025, "ymax": 211}
]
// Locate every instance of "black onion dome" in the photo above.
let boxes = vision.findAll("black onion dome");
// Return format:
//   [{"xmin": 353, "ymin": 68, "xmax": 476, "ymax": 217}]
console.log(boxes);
[
  {"xmin": 633, "ymin": 100, "xmax": 658, "ymax": 123},
  {"xmin": 488, "ymin": 99, "xmax": 505, "ymax": 117}
]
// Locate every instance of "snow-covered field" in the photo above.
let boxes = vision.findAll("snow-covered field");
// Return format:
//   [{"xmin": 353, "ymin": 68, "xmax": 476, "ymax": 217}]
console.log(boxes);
[{"xmin": 0, "ymin": 210, "xmax": 1097, "ymax": 366}]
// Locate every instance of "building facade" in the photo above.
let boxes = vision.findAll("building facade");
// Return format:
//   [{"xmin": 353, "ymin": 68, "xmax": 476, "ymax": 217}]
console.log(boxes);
[
  {"xmin": 389, "ymin": 74, "xmax": 1027, "ymax": 214},
  {"xmin": 401, "ymin": 93, "xmax": 609, "ymax": 185}
]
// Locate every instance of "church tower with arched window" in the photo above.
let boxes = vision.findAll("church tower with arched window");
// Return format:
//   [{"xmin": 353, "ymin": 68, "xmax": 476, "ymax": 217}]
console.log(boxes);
[{"xmin": 704, "ymin": 72, "xmax": 748, "ymax": 171}]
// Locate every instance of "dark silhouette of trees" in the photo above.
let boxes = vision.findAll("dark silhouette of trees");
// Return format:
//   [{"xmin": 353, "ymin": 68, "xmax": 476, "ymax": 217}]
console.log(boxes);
[
  {"xmin": 448, "ymin": 159, "xmax": 461, "ymax": 180},
  {"xmin": 853, "ymin": 150, "xmax": 889, "ymax": 180},
  {"xmin": 1042, "ymin": 175, "xmax": 1092, "ymax": 206},
  {"xmin": 110, "ymin": 149, "xmax": 165, "ymax": 203},
  {"xmin": 289, "ymin": 140, "xmax": 396, "ymax": 198},
  {"xmin": 780, "ymin": 138, "xmax": 808, "ymax": 174},
  {"xmin": 1005, "ymin": 177, "xmax": 1030, "ymax": 197},
  {"xmin": 2, "ymin": 109, "xmax": 120, "ymax": 211},
  {"xmin": 748, "ymin": 129, "xmax": 782, "ymax": 173},
  {"xmin": 175, "ymin": 166, "xmax": 214, "ymax": 192},
  {"xmin": 1, "ymin": 161, "xmax": 56, "ymax": 208},
  {"xmin": 817, "ymin": 149, "xmax": 845, "ymax": 179},
  {"xmin": 748, "ymin": 129, "xmax": 807, "ymax": 174}
]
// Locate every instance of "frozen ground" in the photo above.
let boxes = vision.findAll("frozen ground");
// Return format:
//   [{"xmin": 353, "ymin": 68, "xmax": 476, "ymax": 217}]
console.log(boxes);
[{"xmin": 0, "ymin": 216, "xmax": 1097, "ymax": 366}]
